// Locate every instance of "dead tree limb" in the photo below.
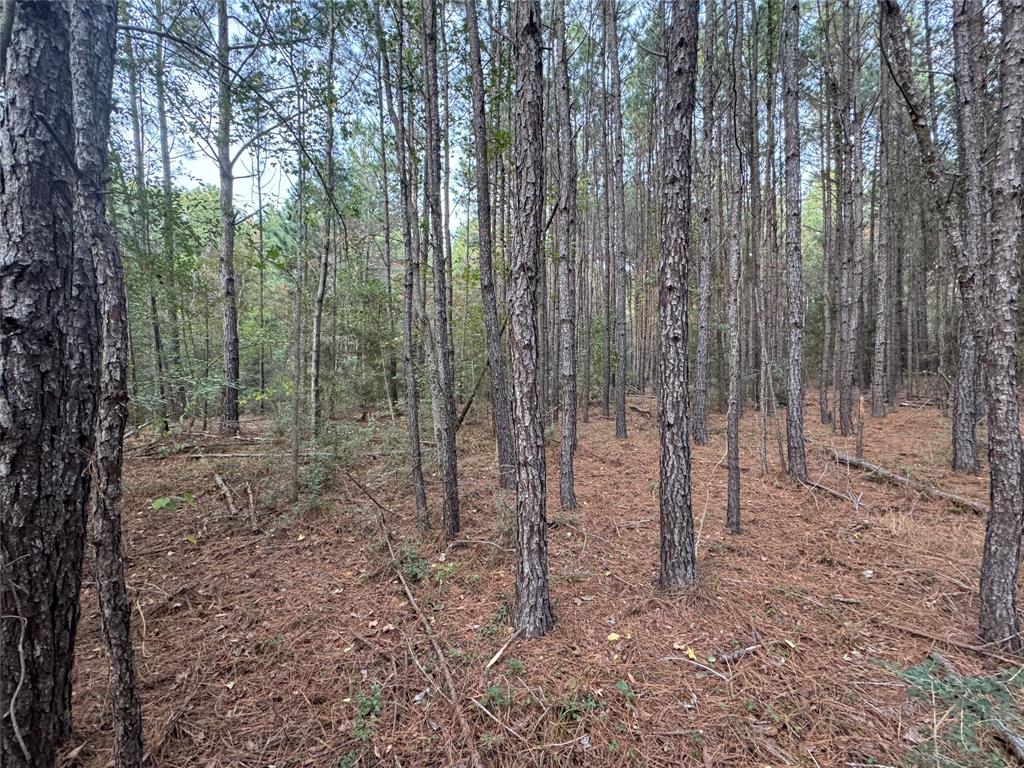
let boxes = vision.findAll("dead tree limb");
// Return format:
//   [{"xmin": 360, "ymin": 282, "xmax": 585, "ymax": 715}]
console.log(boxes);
[
  {"xmin": 213, "ymin": 474, "xmax": 239, "ymax": 518},
  {"xmin": 830, "ymin": 450, "xmax": 988, "ymax": 515}
]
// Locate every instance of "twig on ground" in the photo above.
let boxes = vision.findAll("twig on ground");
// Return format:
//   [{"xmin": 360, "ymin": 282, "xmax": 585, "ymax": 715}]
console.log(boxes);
[
  {"xmin": 485, "ymin": 628, "xmax": 524, "ymax": 670},
  {"xmin": 663, "ymin": 655, "xmax": 729, "ymax": 681},
  {"xmin": 214, "ymin": 474, "xmax": 239, "ymax": 519}
]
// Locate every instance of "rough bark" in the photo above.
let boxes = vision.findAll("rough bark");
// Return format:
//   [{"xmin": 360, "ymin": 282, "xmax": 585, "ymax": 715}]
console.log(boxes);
[
  {"xmin": 950, "ymin": 0, "xmax": 985, "ymax": 473},
  {"xmin": 725, "ymin": 0, "xmax": 743, "ymax": 534},
  {"xmin": 658, "ymin": 0, "xmax": 701, "ymax": 589},
  {"xmin": 465, "ymin": 0, "xmax": 516, "ymax": 491},
  {"xmin": 977, "ymin": 0, "xmax": 1023, "ymax": 650},
  {"xmin": 73, "ymin": 2, "xmax": 144, "ymax": 764},
  {"xmin": 510, "ymin": 0, "xmax": 554, "ymax": 637},
  {"xmin": 0, "ymin": 2, "xmax": 100, "ymax": 762},
  {"xmin": 871, "ymin": 9, "xmax": 891, "ymax": 419},
  {"xmin": 783, "ymin": 0, "xmax": 807, "ymax": 481}
]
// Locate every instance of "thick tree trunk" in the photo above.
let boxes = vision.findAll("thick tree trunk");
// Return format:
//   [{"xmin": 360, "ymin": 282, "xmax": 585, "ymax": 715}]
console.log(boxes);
[
  {"xmin": 73, "ymin": 2, "xmax": 144, "ymax": 764},
  {"xmin": 465, "ymin": 0, "xmax": 516, "ymax": 490},
  {"xmin": 424, "ymin": 0, "xmax": 460, "ymax": 540},
  {"xmin": 658, "ymin": 0, "xmax": 701, "ymax": 590},
  {"xmin": 783, "ymin": 0, "xmax": 807, "ymax": 481},
  {"xmin": 0, "ymin": 2, "xmax": 100, "ymax": 763},
  {"xmin": 217, "ymin": 0, "xmax": 240, "ymax": 435},
  {"xmin": 977, "ymin": 0, "xmax": 1023, "ymax": 650},
  {"xmin": 510, "ymin": 0, "xmax": 554, "ymax": 637},
  {"xmin": 554, "ymin": 0, "xmax": 578, "ymax": 510}
]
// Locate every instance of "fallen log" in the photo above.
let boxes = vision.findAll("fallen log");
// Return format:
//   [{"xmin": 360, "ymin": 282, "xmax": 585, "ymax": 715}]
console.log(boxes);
[{"xmin": 830, "ymin": 450, "xmax": 988, "ymax": 515}]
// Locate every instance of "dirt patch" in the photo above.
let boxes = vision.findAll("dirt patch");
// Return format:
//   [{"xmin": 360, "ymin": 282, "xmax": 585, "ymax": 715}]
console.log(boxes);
[{"xmin": 66, "ymin": 395, "xmax": 1020, "ymax": 767}]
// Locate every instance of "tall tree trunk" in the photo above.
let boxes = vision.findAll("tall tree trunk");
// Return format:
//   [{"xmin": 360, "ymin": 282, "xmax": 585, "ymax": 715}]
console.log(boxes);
[
  {"xmin": 977, "ymin": 0, "xmax": 1023, "ymax": 650},
  {"xmin": 154, "ymin": 0, "xmax": 185, "ymax": 421},
  {"xmin": 783, "ymin": 0, "xmax": 807, "ymax": 480},
  {"xmin": 871, "ymin": 27, "xmax": 891, "ymax": 419},
  {"xmin": 658, "ymin": 0, "xmax": 700, "ymax": 589},
  {"xmin": 465, "ymin": 0, "xmax": 516, "ymax": 490},
  {"xmin": 424, "ymin": 0, "xmax": 460, "ymax": 540},
  {"xmin": 950, "ymin": 0, "xmax": 985, "ymax": 473},
  {"xmin": 311, "ymin": 17, "xmax": 336, "ymax": 436},
  {"xmin": 375, "ymin": 3, "xmax": 429, "ymax": 527},
  {"xmin": 217, "ymin": 0, "xmax": 240, "ymax": 435},
  {"xmin": 693, "ymin": 0, "xmax": 716, "ymax": 447},
  {"xmin": 0, "ymin": 2, "xmax": 100, "ymax": 762},
  {"xmin": 290, "ymin": 138, "xmax": 305, "ymax": 503},
  {"xmin": 725, "ymin": 0, "xmax": 743, "ymax": 534},
  {"xmin": 553, "ymin": 0, "xmax": 578, "ymax": 510},
  {"xmin": 883, "ymin": 0, "xmax": 1024, "ymax": 649},
  {"xmin": 607, "ymin": 0, "xmax": 628, "ymax": 438},
  {"xmin": 510, "ymin": 0, "xmax": 554, "ymax": 637},
  {"xmin": 73, "ymin": 3, "xmax": 144, "ymax": 764},
  {"xmin": 124, "ymin": 25, "xmax": 168, "ymax": 432}
]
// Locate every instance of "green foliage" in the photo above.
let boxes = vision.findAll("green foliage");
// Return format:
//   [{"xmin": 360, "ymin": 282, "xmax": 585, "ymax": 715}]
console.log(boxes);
[
  {"xmin": 150, "ymin": 492, "xmax": 194, "ymax": 511},
  {"xmin": 484, "ymin": 684, "xmax": 511, "ymax": 710},
  {"xmin": 352, "ymin": 682, "xmax": 383, "ymax": 741},
  {"xmin": 892, "ymin": 655, "xmax": 1024, "ymax": 767},
  {"xmin": 400, "ymin": 544, "xmax": 428, "ymax": 584},
  {"xmin": 479, "ymin": 602, "xmax": 509, "ymax": 638}
]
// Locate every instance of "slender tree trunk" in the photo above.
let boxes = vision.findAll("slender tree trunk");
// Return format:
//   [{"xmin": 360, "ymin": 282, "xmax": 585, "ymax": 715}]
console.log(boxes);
[
  {"xmin": 693, "ymin": 0, "xmax": 715, "ymax": 446},
  {"xmin": 725, "ymin": 0, "xmax": 743, "ymax": 534},
  {"xmin": 375, "ymin": 4, "xmax": 429, "ymax": 527},
  {"xmin": 659, "ymin": 0, "xmax": 701, "ymax": 589},
  {"xmin": 154, "ymin": 0, "xmax": 185, "ymax": 421},
  {"xmin": 424, "ymin": 0, "xmax": 460, "ymax": 540},
  {"xmin": 872, "ymin": 35, "xmax": 890, "ymax": 419},
  {"xmin": 465, "ymin": 0, "xmax": 516, "ymax": 490},
  {"xmin": 124, "ymin": 27, "xmax": 168, "ymax": 432},
  {"xmin": 553, "ymin": 0, "xmax": 578, "ymax": 509},
  {"xmin": 73, "ymin": 3, "xmax": 144, "ymax": 765},
  {"xmin": 290, "ymin": 137, "xmax": 305, "ymax": 503},
  {"xmin": 607, "ymin": 0, "xmax": 628, "ymax": 438},
  {"xmin": 510, "ymin": 0, "xmax": 554, "ymax": 637},
  {"xmin": 0, "ymin": 3, "xmax": 100, "ymax": 762},
  {"xmin": 783, "ymin": 0, "xmax": 807, "ymax": 480},
  {"xmin": 217, "ymin": 0, "xmax": 240, "ymax": 435},
  {"xmin": 311, "ymin": 18, "xmax": 336, "ymax": 436}
]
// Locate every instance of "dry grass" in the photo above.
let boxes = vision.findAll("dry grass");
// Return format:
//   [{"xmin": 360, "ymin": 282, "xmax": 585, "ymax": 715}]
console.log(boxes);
[{"xmin": 65, "ymin": 393, "xmax": 1021, "ymax": 767}]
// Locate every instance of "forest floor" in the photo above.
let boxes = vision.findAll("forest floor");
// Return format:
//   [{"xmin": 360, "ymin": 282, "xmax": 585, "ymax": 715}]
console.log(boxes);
[{"xmin": 67, "ymin": 393, "xmax": 1024, "ymax": 768}]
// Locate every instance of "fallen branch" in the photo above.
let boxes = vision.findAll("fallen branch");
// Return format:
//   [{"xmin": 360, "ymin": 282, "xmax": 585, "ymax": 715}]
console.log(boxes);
[
  {"xmin": 663, "ymin": 655, "xmax": 729, "ymax": 681},
  {"xmin": 245, "ymin": 481, "xmax": 258, "ymax": 532},
  {"xmin": 213, "ymin": 474, "xmax": 239, "ymax": 519},
  {"xmin": 830, "ymin": 450, "xmax": 988, "ymax": 515},
  {"xmin": 484, "ymin": 628, "xmax": 524, "ymax": 671}
]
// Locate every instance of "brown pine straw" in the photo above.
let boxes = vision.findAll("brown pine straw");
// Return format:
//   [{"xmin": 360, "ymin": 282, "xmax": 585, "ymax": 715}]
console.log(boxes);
[{"xmin": 66, "ymin": 397, "xmax": 1022, "ymax": 767}]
